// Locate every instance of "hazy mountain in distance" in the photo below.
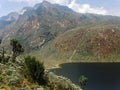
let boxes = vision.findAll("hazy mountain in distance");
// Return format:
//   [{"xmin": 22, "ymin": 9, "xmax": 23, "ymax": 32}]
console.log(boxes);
[{"xmin": 0, "ymin": 12, "xmax": 19, "ymax": 30}]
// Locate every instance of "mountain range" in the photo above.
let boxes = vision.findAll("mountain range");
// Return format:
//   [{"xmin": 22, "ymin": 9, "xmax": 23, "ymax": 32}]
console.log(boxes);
[{"xmin": 0, "ymin": 1, "xmax": 120, "ymax": 63}]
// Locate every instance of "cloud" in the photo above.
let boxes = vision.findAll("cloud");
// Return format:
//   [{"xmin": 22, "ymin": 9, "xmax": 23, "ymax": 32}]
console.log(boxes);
[
  {"xmin": 46, "ymin": 0, "xmax": 69, "ymax": 6},
  {"xmin": 8, "ymin": 0, "xmax": 43, "ymax": 5},
  {"xmin": 8, "ymin": 0, "xmax": 69, "ymax": 6},
  {"xmin": 8, "ymin": 0, "xmax": 108, "ymax": 15},
  {"xmin": 110, "ymin": 12, "xmax": 120, "ymax": 17},
  {"xmin": 68, "ymin": 0, "xmax": 108, "ymax": 15}
]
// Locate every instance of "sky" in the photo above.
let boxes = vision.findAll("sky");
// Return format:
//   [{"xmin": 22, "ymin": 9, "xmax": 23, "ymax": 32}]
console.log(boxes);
[{"xmin": 0, "ymin": 0, "xmax": 120, "ymax": 17}]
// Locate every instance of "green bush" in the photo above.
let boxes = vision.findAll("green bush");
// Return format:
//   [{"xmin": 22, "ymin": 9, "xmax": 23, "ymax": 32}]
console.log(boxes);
[
  {"xmin": 8, "ymin": 75, "xmax": 20, "ymax": 86},
  {"xmin": 24, "ymin": 55, "xmax": 47, "ymax": 85},
  {"xmin": 47, "ymin": 72, "xmax": 81, "ymax": 90},
  {"xmin": 0, "ymin": 55, "xmax": 2, "ymax": 63},
  {"xmin": 10, "ymin": 38, "xmax": 24, "ymax": 62},
  {"xmin": 79, "ymin": 75, "xmax": 88, "ymax": 88},
  {"xmin": 0, "ymin": 75, "xmax": 3, "ymax": 83}
]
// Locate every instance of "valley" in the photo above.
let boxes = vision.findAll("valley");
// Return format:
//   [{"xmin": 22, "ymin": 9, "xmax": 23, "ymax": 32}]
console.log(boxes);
[
  {"xmin": 0, "ymin": 1, "xmax": 120, "ymax": 64},
  {"xmin": 0, "ymin": 1, "xmax": 120, "ymax": 90}
]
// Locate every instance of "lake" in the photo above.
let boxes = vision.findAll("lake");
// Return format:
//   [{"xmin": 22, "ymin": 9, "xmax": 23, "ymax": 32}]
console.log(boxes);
[{"xmin": 50, "ymin": 63, "xmax": 120, "ymax": 90}]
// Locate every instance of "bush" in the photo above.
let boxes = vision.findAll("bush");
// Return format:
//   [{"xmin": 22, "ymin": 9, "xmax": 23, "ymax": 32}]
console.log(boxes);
[
  {"xmin": 79, "ymin": 75, "xmax": 88, "ymax": 88},
  {"xmin": 8, "ymin": 75, "xmax": 20, "ymax": 86},
  {"xmin": 47, "ymin": 72, "xmax": 81, "ymax": 90},
  {"xmin": 0, "ymin": 75, "xmax": 3, "ymax": 83},
  {"xmin": 10, "ymin": 38, "xmax": 24, "ymax": 62},
  {"xmin": 24, "ymin": 55, "xmax": 47, "ymax": 85},
  {"xmin": 0, "ymin": 55, "xmax": 2, "ymax": 63}
]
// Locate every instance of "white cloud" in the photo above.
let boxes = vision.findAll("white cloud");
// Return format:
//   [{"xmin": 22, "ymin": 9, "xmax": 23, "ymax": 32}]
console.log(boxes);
[
  {"xmin": 110, "ymin": 12, "xmax": 120, "ymax": 17},
  {"xmin": 9, "ymin": 0, "xmax": 69, "ymax": 6},
  {"xmin": 47, "ymin": 0, "xmax": 69, "ymax": 6},
  {"xmin": 8, "ymin": 0, "xmax": 108, "ymax": 15},
  {"xmin": 8, "ymin": 0, "xmax": 43, "ymax": 5},
  {"xmin": 68, "ymin": 0, "xmax": 108, "ymax": 15},
  {"xmin": 9, "ymin": 0, "xmax": 25, "ymax": 2}
]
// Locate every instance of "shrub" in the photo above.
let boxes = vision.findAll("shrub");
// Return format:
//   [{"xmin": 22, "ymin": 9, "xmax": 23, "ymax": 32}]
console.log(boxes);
[
  {"xmin": 24, "ymin": 55, "xmax": 47, "ymax": 85},
  {"xmin": 79, "ymin": 75, "xmax": 88, "ymax": 88},
  {"xmin": 0, "ymin": 75, "xmax": 3, "ymax": 83},
  {"xmin": 10, "ymin": 38, "xmax": 24, "ymax": 62},
  {"xmin": 47, "ymin": 72, "xmax": 81, "ymax": 90},
  {"xmin": 0, "ymin": 55, "xmax": 2, "ymax": 63},
  {"xmin": 8, "ymin": 75, "xmax": 20, "ymax": 86}
]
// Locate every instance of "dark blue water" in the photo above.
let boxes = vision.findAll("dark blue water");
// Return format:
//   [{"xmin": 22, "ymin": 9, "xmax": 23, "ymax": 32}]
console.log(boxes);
[{"xmin": 50, "ymin": 63, "xmax": 120, "ymax": 90}]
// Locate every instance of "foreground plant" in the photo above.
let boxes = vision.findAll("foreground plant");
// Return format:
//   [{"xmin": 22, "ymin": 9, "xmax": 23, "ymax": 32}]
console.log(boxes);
[
  {"xmin": 79, "ymin": 75, "xmax": 88, "ymax": 89},
  {"xmin": 24, "ymin": 55, "xmax": 47, "ymax": 85}
]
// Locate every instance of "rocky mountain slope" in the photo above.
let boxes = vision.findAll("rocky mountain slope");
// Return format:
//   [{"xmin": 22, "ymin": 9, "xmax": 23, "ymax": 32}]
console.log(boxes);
[{"xmin": 0, "ymin": 1, "xmax": 120, "ymax": 62}]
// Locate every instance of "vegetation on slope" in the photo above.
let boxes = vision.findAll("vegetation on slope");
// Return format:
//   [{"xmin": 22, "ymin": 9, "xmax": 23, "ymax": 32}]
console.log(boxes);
[
  {"xmin": 35, "ymin": 25, "xmax": 120, "ymax": 62},
  {"xmin": 0, "ymin": 39, "xmax": 81, "ymax": 90},
  {"xmin": 54, "ymin": 26, "xmax": 120, "ymax": 60}
]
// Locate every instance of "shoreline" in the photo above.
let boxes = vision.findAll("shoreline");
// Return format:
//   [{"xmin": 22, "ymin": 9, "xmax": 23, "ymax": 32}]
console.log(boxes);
[{"xmin": 45, "ymin": 60, "xmax": 120, "ymax": 70}]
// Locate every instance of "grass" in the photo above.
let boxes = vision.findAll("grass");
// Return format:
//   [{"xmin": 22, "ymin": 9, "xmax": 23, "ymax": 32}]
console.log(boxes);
[{"xmin": 25, "ymin": 46, "xmax": 120, "ymax": 69}]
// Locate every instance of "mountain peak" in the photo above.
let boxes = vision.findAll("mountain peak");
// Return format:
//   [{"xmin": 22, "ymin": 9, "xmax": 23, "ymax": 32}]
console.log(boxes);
[
  {"xmin": 1, "ymin": 12, "xmax": 19, "ymax": 21},
  {"xmin": 34, "ymin": 1, "xmax": 51, "ymax": 10},
  {"xmin": 42, "ymin": 1, "xmax": 50, "ymax": 5},
  {"xmin": 34, "ymin": 1, "xmax": 73, "ymax": 14},
  {"xmin": 41, "ymin": 1, "xmax": 52, "ymax": 9}
]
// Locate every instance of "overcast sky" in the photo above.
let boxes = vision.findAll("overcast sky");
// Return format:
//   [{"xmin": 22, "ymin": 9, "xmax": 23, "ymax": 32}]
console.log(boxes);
[{"xmin": 0, "ymin": 0, "xmax": 120, "ymax": 17}]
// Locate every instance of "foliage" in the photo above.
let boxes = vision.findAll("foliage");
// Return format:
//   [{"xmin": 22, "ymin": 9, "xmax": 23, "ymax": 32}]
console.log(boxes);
[
  {"xmin": 0, "ymin": 75, "xmax": 3, "ymax": 83},
  {"xmin": 24, "ymin": 55, "xmax": 47, "ymax": 85},
  {"xmin": 0, "ymin": 47, "xmax": 10, "ymax": 64},
  {"xmin": 79, "ymin": 75, "xmax": 88, "ymax": 88},
  {"xmin": 47, "ymin": 72, "xmax": 81, "ymax": 90},
  {"xmin": 0, "ymin": 47, "xmax": 82, "ymax": 89},
  {"xmin": 0, "ymin": 39, "xmax": 1, "ymax": 44},
  {"xmin": 0, "ymin": 39, "xmax": 82, "ymax": 89},
  {"xmin": 0, "ymin": 47, "xmax": 5, "ymax": 63},
  {"xmin": 0, "ymin": 55, "xmax": 2, "ymax": 63},
  {"xmin": 8, "ymin": 75, "xmax": 20, "ymax": 86},
  {"xmin": 10, "ymin": 38, "xmax": 24, "ymax": 62}
]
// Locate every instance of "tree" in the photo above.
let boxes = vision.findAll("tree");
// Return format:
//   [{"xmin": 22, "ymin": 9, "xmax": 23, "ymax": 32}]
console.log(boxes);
[
  {"xmin": 24, "ymin": 55, "xmax": 47, "ymax": 85},
  {"xmin": 79, "ymin": 75, "xmax": 88, "ymax": 89},
  {"xmin": 0, "ymin": 47, "xmax": 5, "ymax": 63},
  {"xmin": 10, "ymin": 38, "xmax": 24, "ymax": 62},
  {"xmin": 0, "ymin": 38, "xmax": 2, "ymax": 44}
]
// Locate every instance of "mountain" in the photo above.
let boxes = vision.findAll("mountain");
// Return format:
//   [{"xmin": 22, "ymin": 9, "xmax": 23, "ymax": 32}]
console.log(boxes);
[
  {"xmin": 54, "ymin": 26, "xmax": 120, "ymax": 60},
  {"xmin": 0, "ymin": 12, "xmax": 19, "ymax": 30},
  {"xmin": 0, "ymin": 1, "xmax": 120, "ymax": 63}
]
